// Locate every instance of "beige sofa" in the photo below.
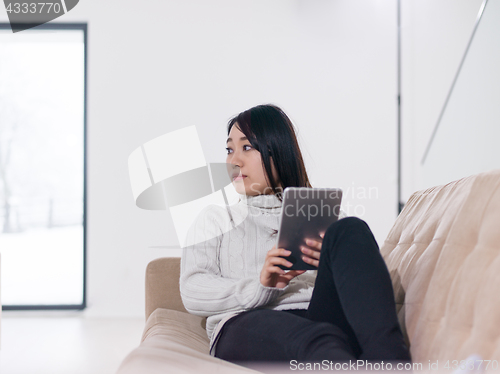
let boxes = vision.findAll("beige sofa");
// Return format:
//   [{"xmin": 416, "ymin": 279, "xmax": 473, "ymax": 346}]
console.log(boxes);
[{"xmin": 117, "ymin": 169, "xmax": 500, "ymax": 373}]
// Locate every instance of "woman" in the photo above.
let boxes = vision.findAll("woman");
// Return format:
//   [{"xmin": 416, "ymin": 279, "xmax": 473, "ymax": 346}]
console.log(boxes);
[{"xmin": 180, "ymin": 104, "xmax": 410, "ymax": 365}]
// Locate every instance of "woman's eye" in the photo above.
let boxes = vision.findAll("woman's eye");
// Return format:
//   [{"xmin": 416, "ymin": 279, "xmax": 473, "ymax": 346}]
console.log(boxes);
[{"xmin": 226, "ymin": 145, "xmax": 252, "ymax": 154}]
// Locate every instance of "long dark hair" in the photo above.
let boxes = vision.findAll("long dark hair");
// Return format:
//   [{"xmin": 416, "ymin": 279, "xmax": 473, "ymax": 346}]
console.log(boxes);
[{"xmin": 227, "ymin": 104, "xmax": 313, "ymax": 202}]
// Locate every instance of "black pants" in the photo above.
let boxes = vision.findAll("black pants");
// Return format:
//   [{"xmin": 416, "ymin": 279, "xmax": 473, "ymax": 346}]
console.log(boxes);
[{"xmin": 214, "ymin": 217, "xmax": 410, "ymax": 363}]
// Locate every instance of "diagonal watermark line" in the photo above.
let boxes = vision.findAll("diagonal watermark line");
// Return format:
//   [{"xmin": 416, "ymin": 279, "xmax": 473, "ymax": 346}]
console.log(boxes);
[
  {"xmin": 140, "ymin": 145, "xmax": 155, "ymax": 185},
  {"xmin": 60, "ymin": 0, "xmax": 68, "ymax": 13}
]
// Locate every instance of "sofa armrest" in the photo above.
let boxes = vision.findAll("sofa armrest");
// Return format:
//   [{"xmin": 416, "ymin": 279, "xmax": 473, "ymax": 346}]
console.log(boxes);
[{"xmin": 145, "ymin": 257, "xmax": 187, "ymax": 321}]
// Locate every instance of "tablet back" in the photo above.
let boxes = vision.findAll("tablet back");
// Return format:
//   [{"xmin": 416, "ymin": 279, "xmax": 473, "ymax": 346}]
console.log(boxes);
[{"xmin": 276, "ymin": 187, "xmax": 343, "ymax": 270}]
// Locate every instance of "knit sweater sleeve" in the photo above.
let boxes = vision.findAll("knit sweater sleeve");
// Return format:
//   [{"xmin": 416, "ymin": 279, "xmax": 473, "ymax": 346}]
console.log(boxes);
[{"xmin": 179, "ymin": 205, "xmax": 286, "ymax": 317}]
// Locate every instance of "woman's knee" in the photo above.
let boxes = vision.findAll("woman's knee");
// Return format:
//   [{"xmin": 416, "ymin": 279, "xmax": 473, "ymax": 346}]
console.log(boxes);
[
  {"xmin": 324, "ymin": 217, "xmax": 370, "ymax": 242},
  {"xmin": 330, "ymin": 216, "xmax": 366, "ymax": 231},
  {"xmin": 320, "ymin": 217, "xmax": 377, "ymax": 261}
]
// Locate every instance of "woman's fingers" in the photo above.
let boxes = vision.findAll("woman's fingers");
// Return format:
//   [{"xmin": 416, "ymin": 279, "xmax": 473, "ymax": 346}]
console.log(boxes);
[
  {"xmin": 279, "ymin": 269, "xmax": 306, "ymax": 280},
  {"xmin": 262, "ymin": 246, "xmax": 298, "ymax": 287},
  {"xmin": 264, "ymin": 264, "xmax": 286, "ymax": 275},
  {"xmin": 305, "ymin": 238, "xmax": 323, "ymax": 251},
  {"xmin": 264, "ymin": 264, "xmax": 300, "ymax": 277},
  {"xmin": 301, "ymin": 255, "xmax": 319, "ymax": 268},
  {"xmin": 262, "ymin": 247, "xmax": 293, "ymax": 278},
  {"xmin": 301, "ymin": 247, "xmax": 320, "ymax": 262},
  {"xmin": 267, "ymin": 247, "xmax": 291, "ymax": 258},
  {"xmin": 301, "ymin": 245, "xmax": 320, "ymax": 259},
  {"xmin": 300, "ymin": 237, "xmax": 322, "ymax": 268},
  {"xmin": 286, "ymin": 270, "xmax": 306, "ymax": 277},
  {"xmin": 261, "ymin": 245, "xmax": 310, "ymax": 287},
  {"xmin": 267, "ymin": 255, "xmax": 293, "ymax": 268}
]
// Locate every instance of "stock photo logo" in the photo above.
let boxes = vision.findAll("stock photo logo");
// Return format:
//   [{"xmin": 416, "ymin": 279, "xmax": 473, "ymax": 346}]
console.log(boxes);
[
  {"xmin": 3, "ymin": 0, "xmax": 79, "ymax": 33},
  {"xmin": 128, "ymin": 126, "xmax": 248, "ymax": 248}
]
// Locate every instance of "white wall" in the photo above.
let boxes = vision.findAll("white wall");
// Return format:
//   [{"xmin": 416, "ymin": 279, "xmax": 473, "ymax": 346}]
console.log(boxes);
[
  {"xmin": 400, "ymin": 0, "xmax": 483, "ymax": 201},
  {"xmin": 420, "ymin": 0, "xmax": 500, "ymax": 188},
  {"xmin": 5, "ymin": 0, "xmax": 477, "ymax": 318}
]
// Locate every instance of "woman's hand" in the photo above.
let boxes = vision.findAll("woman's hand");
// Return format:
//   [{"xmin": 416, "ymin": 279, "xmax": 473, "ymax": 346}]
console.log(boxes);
[
  {"xmin": 260, "ymin": 245, "xmax": 306, "ymax": 288},
  {"xmin": 300, "ymin": 232, "xmax": 325, "ymax": 268}
]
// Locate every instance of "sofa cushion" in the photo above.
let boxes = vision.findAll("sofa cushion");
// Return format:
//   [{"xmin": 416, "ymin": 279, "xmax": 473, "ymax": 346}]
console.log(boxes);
[
  {"xmin": 381, "ymin": 169, "xmax": 500, "ymax": 364},
  {"xmin": 116, "ymin": 308, "xmax": 260, "ymax": 374},
  {"xmin": 141, "ymin": 308, "xmax": 209, "ymax": 354}
]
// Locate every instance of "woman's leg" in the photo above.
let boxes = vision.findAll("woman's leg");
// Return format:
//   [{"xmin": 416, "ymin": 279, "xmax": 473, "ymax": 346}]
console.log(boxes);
[
  {"xmin": 214, "ymin": 308, "xmax": 356, "ymax": 363},
  {"xmin": 307, "ymin": 216, "xmax": 410, "ymax": 361}
]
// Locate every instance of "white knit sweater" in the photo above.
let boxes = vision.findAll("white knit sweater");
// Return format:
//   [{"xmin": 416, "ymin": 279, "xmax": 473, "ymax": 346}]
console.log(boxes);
[{"xmin": 179, "ymin": 192, "xmax": 346, "ymax": 355}]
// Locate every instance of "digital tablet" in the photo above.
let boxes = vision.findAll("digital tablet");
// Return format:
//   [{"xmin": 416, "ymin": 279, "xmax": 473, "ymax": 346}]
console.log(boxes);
[{"xmin": 276, "ymin": 187, "xmax": 343, "ymax": 271}]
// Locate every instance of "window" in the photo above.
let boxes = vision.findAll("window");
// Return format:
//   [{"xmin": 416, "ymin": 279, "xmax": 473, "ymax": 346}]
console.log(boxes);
[{"xmin": 0, "ymin": 23, "xmax": 87, "ymax": 310}]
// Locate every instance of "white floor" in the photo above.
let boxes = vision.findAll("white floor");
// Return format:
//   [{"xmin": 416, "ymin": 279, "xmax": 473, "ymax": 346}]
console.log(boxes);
[{"xmin": 0, "ymin": 311, "xmax": 144, "ymax": 374}]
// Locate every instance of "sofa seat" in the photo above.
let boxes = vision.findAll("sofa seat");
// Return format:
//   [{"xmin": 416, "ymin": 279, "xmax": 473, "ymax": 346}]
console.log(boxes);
[{"xmin": 117, "ymin": 308, "xmax": 259, "ymax": 374}]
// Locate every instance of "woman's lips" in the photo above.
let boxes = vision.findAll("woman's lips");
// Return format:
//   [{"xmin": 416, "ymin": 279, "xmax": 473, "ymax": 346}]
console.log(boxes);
[{"xmin": 233, "ymin": 175, "xmax": 247, "ymax": 181}]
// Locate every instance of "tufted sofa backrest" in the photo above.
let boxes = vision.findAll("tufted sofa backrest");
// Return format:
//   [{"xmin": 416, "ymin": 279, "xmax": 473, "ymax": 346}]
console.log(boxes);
[{"xmin": 381, "ymin": 169, "xmax": 500, "ymax": 364}]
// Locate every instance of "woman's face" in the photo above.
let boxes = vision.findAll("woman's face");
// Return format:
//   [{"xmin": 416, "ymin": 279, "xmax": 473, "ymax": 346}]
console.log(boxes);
[{"xmin": 226, "ymin": 124, "xmax": 281, "ymax": 196}]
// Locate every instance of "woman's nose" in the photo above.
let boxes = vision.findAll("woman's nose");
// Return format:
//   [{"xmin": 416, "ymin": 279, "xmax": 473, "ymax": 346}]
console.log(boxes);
[{"xmin": 229, "ymin": 150, "xmax": 243, "ymax": 167}]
